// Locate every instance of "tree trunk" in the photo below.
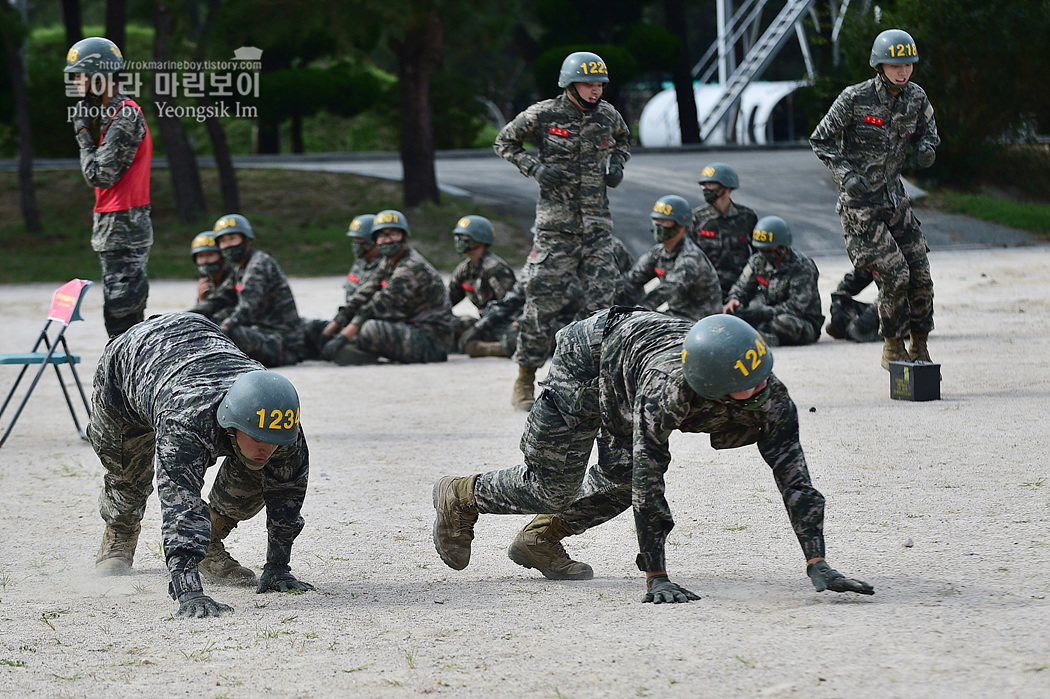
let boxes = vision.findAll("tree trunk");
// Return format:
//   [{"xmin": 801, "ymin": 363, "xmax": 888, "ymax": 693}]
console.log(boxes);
[
  {"xmin": 194, "ymin": 0, "xmax": 239, "ymax": 211},
  {"xmin": 1, "ymin": 10, "xmax": 42, "ymax": 232},
  {"xmin": 257, "ymin": 114, "xmax": 280, "ymax": 154},
  {"xmin": 291, "ymin": 113, "xmax": 304, "ymax": 154},
  {"xmin": 62, "ymin": 0, "xmax": 83, "ymax": 47},
  {"xmin": 106, "ymin": 0, "xmax": 126, "ymax": 52},
  {"xmin": 665, "ymin": 0, "xmax": 700, "ymax": 144},
  {"xmin": 394, "ymin": 9, "xmax": 443, "ymax": 208},
  {"xmin": 154, "ymin": 2, "xmax": 207, "ymax": 223}
]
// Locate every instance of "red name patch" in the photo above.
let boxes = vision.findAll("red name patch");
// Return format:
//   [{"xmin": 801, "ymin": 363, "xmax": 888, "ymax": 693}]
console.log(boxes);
[
  {"xmin": 699, "ymin": 229, "xmax": 717, "ymax": 238},
  {"xmin": 461, "ymin": 282, "xmax": 475, "ymax": 292},
  {"xmin": 756, "ymin": 275, "xmax": 769, "ymax": 287},
  {"xmin": 549, "ymin": 127, "xmax": 570, "ymax": 137},
  {"xmin": 235, "ymin": 283, "xmax": 243, "ymax": 292},
  {"xmin": 864, "ymin": 115, "xmax": 884, "ymax": 126},
  {"xmin": 347, "ymin": 273, "xmax": 359, "ymax": 283},
  {"xmin": 653, "ymin": 267, "xmax": 665, "ymax": 277},
  {"xmin": 380, "ymin": 280, "xmax": 388, "ymax": 288}
]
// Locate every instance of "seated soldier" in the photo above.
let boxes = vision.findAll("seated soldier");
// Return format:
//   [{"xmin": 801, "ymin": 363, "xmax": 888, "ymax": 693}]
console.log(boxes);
[
  {"xmin": 723, "ymin": 216, "xmax": 824, "ymax": 346},
  {"xmin": 188, "ymin": 232, "xmax": 233, "ymax": 324},
  {"xmin": 211, "ymin": 214, "xmax": 305, "ymax": 367},
  {"xmin": 321, "ymin": 210, "xmax": 454, "ymax": 365},
  {"xmin": 621, "ymin": 195, "xmax": 722, "ymax": 321},
  {"xmin": 303, "ymin": 214, "xmax": 381, "ymax": 359},
  {"xmin": 825, "ymin": 267, "xmax": 882, "ymax": 343},
  {"xmin": 690, "ymin": 162, "xmax": 759, "ymax": 300},
  {"xmin": 449, "ymin": 215, "xmax": 518, "ymax": 358}
]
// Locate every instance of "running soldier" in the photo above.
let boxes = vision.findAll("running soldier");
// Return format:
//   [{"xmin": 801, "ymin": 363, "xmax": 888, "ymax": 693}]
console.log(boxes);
[
  {"xmin": 621, "ymin": 195, "xmax": 721, "ymax": 321},
  {"xmin": 432, "ymin": 311, "xmax": 873, "ymax": 602},
  {"xmin": 825, "ymin": 267, "xmax": 881, "ymax": 343},
  {"xmin": 690, "ymin": 162, "xmax": 758, "ymax": 300},
  {"xmin": 65, "ymin": 37, "xmax": 153, "ymax": 337},
  {"xmin": 724, "ymin": 216, "xmax": 824, "ymax": 346},
  {"xmin": 810, "ymin": 28, "xmax": 939, "ymax": 369},
  {"xmin": 495, "ymin": 50, "xmax": 631, "ymax": 410},
  {"xmin": 189, "ymin": 232, "xmax": 233, "ymax": 324},
  {"xmin": 448, "ymin": 215, "xmax": 518, "ymax": 358},
  {"xmin": 321, "ymin": 210, "xmax": 453, "ymax": 365},
  {"xmin": 211, "ymin": 214, "xmax": 305, "ymax": 368},
  {"xmin": 89, "ymin": 312, "xmax": 313, "ymax": 618}
]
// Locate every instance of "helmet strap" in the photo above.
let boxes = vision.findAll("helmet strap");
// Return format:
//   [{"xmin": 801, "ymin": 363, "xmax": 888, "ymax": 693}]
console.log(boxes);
[
  {"xmin": 877, "ymin": 67, "xmax": 905, "ymax": 95},
  {"xmin": 567, "ymin": 84, "xmax": 599, "ymax": 111},
  {"xmin": 227, "ymin": 429, "xmax": 271, "ymax": 469}
]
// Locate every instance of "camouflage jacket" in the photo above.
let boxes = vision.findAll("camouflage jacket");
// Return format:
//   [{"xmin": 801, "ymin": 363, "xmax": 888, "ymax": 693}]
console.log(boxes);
[
  {"xmin": 78, "ymin": 92, "xmax": 154, "ymax": 252},
  {"xmin": 338, "ymin": 247, "xmax": 454, "ymax": 347},
  {"xmin": 342, "ymin": 255, "xmax": 382, "ymax": 305},
  {"xmin": 690, "ymin": 201, "xmax": 758, "ymax": 295},
  {"xmin": 727, "ymin": 249, "xmax": 825, "ymax": 329},
  {"xmin": 189, "ymin": 265, "xmax": 235, "ymax": 323},
  {"xmin": 545, "ymin": 310, "xmax": 826, "ymax": 572},
  {"xmin": 97, "ymin": 312, "xmax": 309, "ymax": 596},
  {"xmin": 622, "ymin": 237, "xmax": 722, "ymax": 321},
  {"xmin": 220, "ymin": 249, "xmax": 304, "ymax": 354},
  {"xmin": 448, "ymin": 250, "xmax": 517, "ymax": 325},
  {"xmin": 494, "ymin": 93, "xmax": 630, "ymax": 235},
  {"xmin": 810, "ymin": 77, "xmax": 939, "ymax": 209}
]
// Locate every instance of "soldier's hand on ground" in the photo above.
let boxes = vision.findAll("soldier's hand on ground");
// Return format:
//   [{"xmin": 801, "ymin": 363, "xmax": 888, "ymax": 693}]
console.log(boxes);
[
  {"xmin": 533, "ymin": 164, "xmax": 566, "ymax": 188},
  {"xmin": 175, "ymin": 591, "xmax": 233, "ymax": 618},
  {"xmin": 842, "ymin": 173, "xmax": 870, "ymax": 197},
  {"xmin": 916, "ymin": 144, "xmax": 936, "ymax": 169},
  {"xmin": 457, "ymin": 326, "xmax": 479, "ymax": 353},
  {"xmin": 321, "ymin": 334, "xmax": 348, "ymax": 361},
  {"xmin": 257, "ymin": 563, "xmax": 315, "ymax": 594},
  {"xmin": 642, "ymin": 574, "xmax": 701, "ymax": 604},
  {"xmin": 605, "ymin": 163, "xmax": 624, "ymax": 188},
  {"xmin": 807, "ymin": 561, "xmax": 874, "ymax": 595}
]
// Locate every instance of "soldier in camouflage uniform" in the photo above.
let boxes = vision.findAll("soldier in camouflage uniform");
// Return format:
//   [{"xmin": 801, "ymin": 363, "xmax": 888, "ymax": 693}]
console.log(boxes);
[
  {"xmin": 89, "ymin": 312, "xmax": 313, "ymax": 618},
  {"xmin": 448, "ymin": 215, "xmax": 518, "ymax": 358},
  {"xmin": 321, "ymin": 210, "xmax": 453, "ymax": 365},
  {"xmin": 188, "ymin": 232, "xmax": 234, "ymax": 324},
  {"xmin": 494, "ymin": 50, "xmax": 631, "ymax": 410},
  {"xmin": 690, "ymin": 162, "xmax": 758, "ymax": 300},
  {"xmin": 724, "ymin": 216, "xmax": 824, "ymax": 346},
  {"xmin": 622, "ymin": 195, "xmax": 721, "ymax": 321},
  {"xmin": 825, "ymin": 267, "xmax": 881, "ymax": 343},
  {"xmin": 433, "ymin": 312, "xmax": 874, "ymax": 602},
  {"xmin": 810, "ymin": 28, "xmax": 939, "ymax": 369},
  {"xmin": 210, "ymin": 214, "xmax": 305, "ymax": 368},
  {"xmin": 65, "ymin": 37, "xmax": 153, "ymax": 338}
]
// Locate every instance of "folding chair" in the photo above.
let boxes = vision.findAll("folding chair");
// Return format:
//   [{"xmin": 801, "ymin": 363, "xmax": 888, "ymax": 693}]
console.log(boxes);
[{"xmin": 0, "ymin": 279, "xmax": 94, "ymax": 448}]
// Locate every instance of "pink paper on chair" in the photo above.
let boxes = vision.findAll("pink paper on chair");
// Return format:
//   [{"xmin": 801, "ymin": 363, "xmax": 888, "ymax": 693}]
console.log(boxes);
[{"xmin": 48, "ymin": 279, "xmax": 92, "ymax": 325}]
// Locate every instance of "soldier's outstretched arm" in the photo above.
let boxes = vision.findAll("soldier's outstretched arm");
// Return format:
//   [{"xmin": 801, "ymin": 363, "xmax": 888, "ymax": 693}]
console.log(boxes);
[{"xmin": 258, "ymin": 433, "xmax": 313, "ymax": 594}]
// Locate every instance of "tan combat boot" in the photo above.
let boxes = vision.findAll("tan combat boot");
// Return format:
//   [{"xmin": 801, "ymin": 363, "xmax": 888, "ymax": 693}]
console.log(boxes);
[
  {"xmin": 432, "ymin": 474, "xmax": 480, "ymax": 570},
  {"xmin": 200, "ymin": 510, "xmax": 256, "ymax": 586},
  {"xmin": 463, "ymin": 340, "xmax": 507, "ymax": 358},
  {"xmin": 512, "ymin": 365, "xmax": 536, "ymax": 411},
  {"xmin": 880, "ymin": 336, "xmax": 909, "ymax": 370},
  {"xmin": 96, "ymin": 523, "xmax": 141, "ymax": 575},
  {"xmin": 908, "ymin": 332, "xmax": 932, "ymax": 363},
  {"xmin": 507, "ymin": 514, "xmax": 594, "ymax": 580}
]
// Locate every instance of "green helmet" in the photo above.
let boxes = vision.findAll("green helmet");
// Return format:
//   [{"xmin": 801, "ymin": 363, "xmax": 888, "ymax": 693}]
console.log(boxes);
[
  {"xmin": 372, "ymin": 210, "xmax": 410, "ymax": 241},
  {"xmin": 752, "ymin": 216, "xmax": 792, "ymax": 249},
  {"xmin": 558, "ymin": 51, "xmax": 610, "ymax": 88},
  {"xmin": 682, "ymin": 314, "xmax": 774, "ymax": 400},
  {"xmin": 869, "ymin": 29, "xmax": 919, "ymax": 68},
  {"xmin": 190, "ymin": 232, "xmax": 219, "ymax": 258},
  {"xmin": 213, "ymin": 214, "xmax": 255, "ymax": 240},
  {"xmin": 217, "ymin": 370, "xmax": 301, "ymax": 446},
  {"xmin": 452, "ymin": 215, "xmax": 495, "ymax": 245},
  {"xmin": 697, "ymin": 162, "xmax": 740, "ymax": 189},
  {"xmin": 63, "ymin": 37, "xmax": 125, "ymax": 75},
  {"xmin": 650, "ymin": 195, "xmax": 692, "ymax": 228},
  {"xmin": 346, "ymin": 214, "xmax": 374, "ymax": 241}
]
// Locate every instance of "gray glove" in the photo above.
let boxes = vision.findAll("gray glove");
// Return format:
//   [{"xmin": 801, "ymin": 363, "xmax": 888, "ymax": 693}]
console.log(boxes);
[
  {"xmin": 257, "ymin": 563, "xmax": 315, "ymax": 594},
  {"xmin": 321, "ymin": 334, "xmax": 348, "ymax": 361},
  {"xmin": 533, "ymin": 164, "xmax": 566, "ymax": 188},
  {"xmin": 916, "ymin": 144, "xmax": 936, "ymax": 168},
  {"xmin": 457, "ymin": 325, "xmax": 479, "ymax": 353},
  {"xmin": 605, "ymin": 163, "xmax": 624, "ymax": 188},
  {"xmin": 175, "ymin": 591, "xmax": 233, "ymax": 618},
  {"xmin": 735, "ymin": 303, "xmax": 774, "ymax": 325},
  {"xmin": 642, "ymin": 575, "xmax": 701, "ymax": 604},
  {"xmin": 807, "ymin": 561, "xmax": 874, "ymax": 595},
  {"xmin": 842, "ymin": 173, "xmax": 870, "ymax": 197}
]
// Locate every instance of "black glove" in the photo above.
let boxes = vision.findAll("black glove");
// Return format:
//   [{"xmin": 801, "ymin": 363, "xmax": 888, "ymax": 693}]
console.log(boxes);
[
  {"xmin": 175, "ymin": 590, "xmax": 233, "ymax": 618},
  {"xmin": 842, "ymin": 173, "xmax": 870, "ymax": 197},
  {"xmin": 807, "ymin": 561, "xmax": 874, "ymax": 595},
  {"xmin": 457, "ymin": 325, "xmax": 479, "ymax": 353},
  {"xmin": 915, "ymin": 144, "xmax": 936, "ymax": 169},
  {"xmin": 257, "ymin": 563, "xmax": 315, "ymax": 594},
  {"xmin": 321, "ymin": 334, "xmax": 348, "ymax": 361},
  {"xmin": 72, "ymin": 99, "xmax": 96, "ymax": 140},
  {"xmin": 641, "ymin": 575, "xmax": 701, "ymax": 604},
  {"xmin": 533, "ymin": 164, "xmax": 565, "ymax": 188},
  {"xmin": 736, "ymin": 303, "xmax": 774, "ymax": 325},
  {"xmin": 605, "ymin": 163, "xmax": 624, "ymax": 188}
]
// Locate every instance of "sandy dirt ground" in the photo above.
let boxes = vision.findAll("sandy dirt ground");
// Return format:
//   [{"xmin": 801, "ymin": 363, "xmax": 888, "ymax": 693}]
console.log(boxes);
[{"xmin": 1, "ymin": 247, "xmax": 1048, "ymax": 699}]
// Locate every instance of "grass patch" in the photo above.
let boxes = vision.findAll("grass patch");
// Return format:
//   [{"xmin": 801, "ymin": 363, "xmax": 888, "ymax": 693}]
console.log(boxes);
[
  {"xmin": 926, "ymin": 190, "xmax": 1050, "ymax": 237},
  {"xmin": 1, "ymin": 168, "xmax": 532, "ymax": 284}
]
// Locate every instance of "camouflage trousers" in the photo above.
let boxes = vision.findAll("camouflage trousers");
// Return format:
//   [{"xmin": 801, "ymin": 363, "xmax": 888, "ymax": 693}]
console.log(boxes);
[
  {"xmin": 301, "ymin": 318, "xmax": 330, "ymax": 360},
  {"xmin": 224, "ymin": 325, "xmax": 302, "ymax": 367},
  {"xmin": 839, "ymin": 202, "xmax": 934, "ymax": 339},
  {"xmin": 512, "ymin": 228, "xmax": 621, "ymax": 369},
  {"xmin": 454, "ymin": 316, "xmax": 519, "ymax": 357},
  {"xmin": 208, "ymin": 456, "xmax": 265, "ymax": 522},
  {"xmin": 757, "ymin": 314, "xmax": 820, "ymax": 346},
  {"xmin": 99, "ymin": 247, "xmax": 150, "ymax": 337},
  {"xmin": 356, "ymin": 319, "xmax": 448, "ymax": 363}
]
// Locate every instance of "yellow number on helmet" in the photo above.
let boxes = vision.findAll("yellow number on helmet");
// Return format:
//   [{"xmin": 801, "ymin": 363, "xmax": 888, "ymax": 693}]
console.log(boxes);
[
  {"xmin": 457, "ymin": 217, "xmax": 471, "ymax": 228},
  {"xmin": 67, "ymin": 48, "xmax": 79, "ymax": 63},
  {"xmin": 701, "ymin": 166, "xmax": 715, "ymax": 177}
]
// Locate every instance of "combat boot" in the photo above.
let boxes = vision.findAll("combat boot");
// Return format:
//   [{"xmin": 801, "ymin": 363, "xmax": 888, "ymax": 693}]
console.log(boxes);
[
  {"xmin": 511, "ymin": 365, "xmax": 536, "ymax": 411},
  {"xmin": 432, "ymin": 474, "xmax": 480, "ymax": 570},
  {"xmin": 200, "ymin": 510, "xmax": 256, "ymax": 586},
  {"xmin": 507, "ymin": 514, "xmax": 593, "ymax": 580},
  {"xmin": 332, "ymin": 344, "xmax": 379, "ymax": 366},
  {"xmin": 95, "ymin": 523, "xmax": 141, "ymax": 575},
  {"xmin": 908, "ymin": 332, "xmax": 932, "ymax": 363},
  {"xmin": 880, "ymin": 336, "xmax": 909, "ymax": 370},
  {"xmin": 463, "ymin": 340, "xmax": 507, "ymax": 358}
]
